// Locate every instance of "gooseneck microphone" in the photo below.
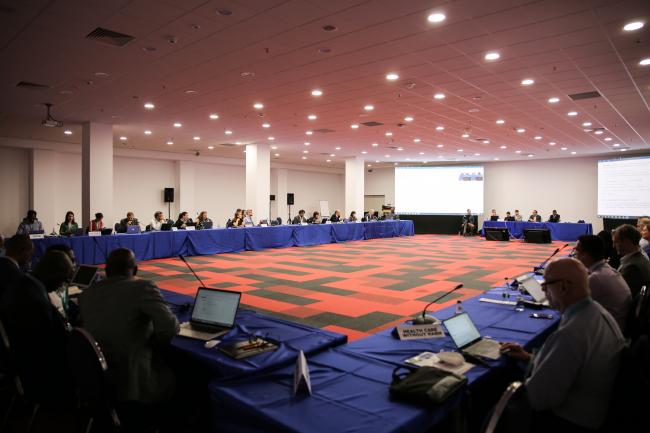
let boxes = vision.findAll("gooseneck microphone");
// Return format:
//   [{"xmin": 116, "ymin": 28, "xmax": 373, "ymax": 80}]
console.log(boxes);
[
  {"xmin": 534, "ymin": 244, "xmax": 569, "ymax": 274},
  {"xmin": 413, "ymin": 284, "xmax": 464, "ymax": 325},
  {"xmin": 178, "ymin": 254, "xmax": 208, "ymax": 288}
]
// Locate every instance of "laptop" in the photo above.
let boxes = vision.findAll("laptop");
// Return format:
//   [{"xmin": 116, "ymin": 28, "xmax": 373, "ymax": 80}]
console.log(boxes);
[
  {"xmin": 321, "ymin": 218, "xmax": 329, "ymax": 224},
  {"xmin": 516, "ymin": 274, "xmax": 549, "ymax": 306},
  {"xmin": 178, "ymin": 287, "xmax": 241, "ymax": 341},
  {"xmin": 202, "ymin": 221, "xmax": 213, "ymax": 230},
  {"xmin": 68, "ymin": 265, "xmax": 100, "ymax": 296},
  {"xmin": 443, "ymin": 312, "xmax": 501, "ymax": 360},
  {"xmin": 161, "ymin": 222, "xmax": 173, "ymax": 231},
  {"xmin": 101, "ymin": 228, "xmax": 113, "ymax": 236},
  {"xmin": 126, "ymin": 225, "xmax": 141, "ymax": 234}
]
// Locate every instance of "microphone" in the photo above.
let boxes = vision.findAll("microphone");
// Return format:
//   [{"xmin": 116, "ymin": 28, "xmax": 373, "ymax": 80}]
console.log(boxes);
[
  {"xmin": 178, "ymin": 254, "xmax": 208, "ymax": 288},
  {"xmin": 533, "ymin": 244, "xmax": 569, "ymax": 274},
  {"xmin": 413, "ymin": 284, "xmax": 464, "ymax": 325}
]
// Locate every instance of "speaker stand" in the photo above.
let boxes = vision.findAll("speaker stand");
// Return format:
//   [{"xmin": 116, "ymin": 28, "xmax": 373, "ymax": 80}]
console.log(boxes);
[
  {"xmin": 167, "ymin": 202, "xmax": 171, "ymax": 221},
  {"xmin": 288, "ymin": 204, "xmax": 292, "ymax": 223}
]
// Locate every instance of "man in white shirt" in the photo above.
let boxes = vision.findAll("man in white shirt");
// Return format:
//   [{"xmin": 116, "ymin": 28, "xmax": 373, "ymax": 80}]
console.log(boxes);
[
  {"xmin": 150, "ymin": 211, "xmax": 169, "ymax": 231},
  {"xmin": 243, "ymin": 209, "xmax": 255, "ymax": 226}
]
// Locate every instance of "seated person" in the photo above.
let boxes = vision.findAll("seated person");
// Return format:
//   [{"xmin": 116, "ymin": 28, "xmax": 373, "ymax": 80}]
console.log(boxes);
[
  {"xmin": 307, "ymin": 211, "xmax": 321, "ymax": 224},
  {"xmin": 501, "ymin": 258, "xmax": 624, "ymax": 432},
  {"xmin": 504, "ymin": 211, "xmax": 516, "ymax": 221},
  {"xmin": 242, "ymin": 209, "xmax": 255, "ymax": 226},
  {"xmin": 489, "ymin": 209, "xmax": 499, "ymax": 221},
  {"xmin": 597, "ymin": 229, "xmax": 621, "ymax": 270},
  {"xmin": 118, "ymin": 212, "xmax": 140, "ymax": 233},
  {"xmin": 381, "ymin": 206, "xmax": 396, "ymax": 220},
  {"xmin": 638, "ymin": 217, "xmax": 650, "ymax": 252},
  {"xmin": 613, "ymin": 224, "xmax": 650, "ymax": 298},
  {"xmin": 150, "ymin": 211, "xmax": 171, "ymax": 231},
  {"xmin": 174, "ymin": 211, "xmax": 193, "ymax": 229},
  {"xmin": 528, "ymin": 209, "xmax": 542, "ymax": 222},
  {"xmin": 0, "ymin": 234, "xmax": 33, "ymax": 299},
  {"xmin": 227, "ymin": 209, "xmax": 244, "ymax": 228},
  {"xmin": 349, "ymin": 211, "xmax": 358, "ymax": 222},
  {"xmin": 364, "ymin": 209, "xmax": 378, "ymax": 221},
  {"xmin": 88, "ymin": 212, "xmax": 105, "ymax": 232},
  {"xmin": 330, "ymin": 210, "xmax": 342, "ymax": 223},
  {"xmin": 514, "ymin": 209, "xmax": 523, "ymax": 222},
  {"xmin": 460, "ymin": 209, "xmax": 476, "ymax": 235},
  {"xmin": 79, "ymin": 248, "xmax": 179, "ymax": 403},
  {"xmin": 574, "ymin": 235, "xmax": 631, "ymax": 333},
  {"xmin": 292, "ymin": 209, "xmax": 307, "ymax": 224},
  {"xmin": 196, "ymin": 211, "xmax": 212, "ymax": 229},
  {"xmin": 548, "ymin": 210, "xmax": 561, "ymax": 223},
  {"xmin": 16, "ymin": 209, "xmax": 43, "ymax": 234},
  {"xmin": 59, "ymin": 211, "xmax": 79, "ymax": 236},
  {"xmin": 641, "ymin": 223, "xmax": 650, "ymax": 257},
  {"xmin": 0, "ymin": 250, "xmax": 75, "ymax": 405}
]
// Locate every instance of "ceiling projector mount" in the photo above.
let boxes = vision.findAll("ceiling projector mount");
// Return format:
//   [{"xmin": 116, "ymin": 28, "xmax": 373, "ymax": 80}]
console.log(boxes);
[{"xmin": 41, "ymin": 103, "xmax": 63, "ymax": 127}]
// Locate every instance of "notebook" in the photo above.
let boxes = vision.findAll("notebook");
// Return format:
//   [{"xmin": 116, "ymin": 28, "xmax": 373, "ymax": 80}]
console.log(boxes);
[{"xmin": 443, "ymin": 313, "xmax": 500, "ymax": 360}]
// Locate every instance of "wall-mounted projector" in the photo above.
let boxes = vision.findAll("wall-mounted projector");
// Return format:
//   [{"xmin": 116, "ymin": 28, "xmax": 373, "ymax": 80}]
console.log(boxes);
[{"xmin": 41, "ymin": 103, "xmax": 63, "ymax": 127}]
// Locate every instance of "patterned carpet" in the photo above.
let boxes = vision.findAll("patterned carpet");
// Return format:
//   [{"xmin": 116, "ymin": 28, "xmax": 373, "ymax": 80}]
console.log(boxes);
[{"xmin": 138, "ymin": 234, "xmax": 565, "ymax": 341}]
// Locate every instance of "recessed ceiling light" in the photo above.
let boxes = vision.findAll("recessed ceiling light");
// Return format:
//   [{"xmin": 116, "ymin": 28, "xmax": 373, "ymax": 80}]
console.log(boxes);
[
  {"xmin": 303, "ymin": 150, "xmax": 309, "ymax": 154},
  {"xmin": 166, "ymin": 141, "xmax": 173, "ymax": 145},
  {"xmin": 496, "ymin": 119, "xmax": 505, "ymax": 124},
  {"xmin": 193, "ymin": 136, "xmax": 200, "ymax": 141},
  {"xmin": 549, "ymin": 141, "xmax": 556, "ymax": 145},
  {"xmin": 184, "ymin": 90, "xmax": 197, "ymax": 95},
  {"xmin": 306, "ymin": 131, "xmax": 313, "ymax": 135},
  {"xmin": 515, "ymin": 150, "xmax": 522, "ymax": 154},
  {"xmin": 594, "ymin": 130, "xmax": 604, "ymax": 135},
  {"xmin": 494, "ymin": 157, "xmax": 500, "ymax": 161},
  {"xmin": 436, "ymin": 126, "xmax": 444, "ymax": 131},
  {"xmin": 364, "ymin": 104, "xmax": 374, "ymax": 111},
  {"xmin": 516, "ymin": 128, "xmax": 525, "ymax": 133},
  {"xmin": 534, "ymin": 136, "xmax": 542, "ymax": 140},
  {"xmin": 225, "ymin": 130, "xmax": 233, "ymax": 135},
  {"xmin": 271, "ymin": 145, "xmax": 278, "ymax": 150},
  {"xmin": 419, "ymin": 152, "xmax": 425, "ymax": 155},
  {"xmin": 335, "ymin": 147, "xmax": 341, "ymax": 150},
  {"xmin": 639, "ymin": 58, "xmax": 650, "ymax": 66},
  {"xmin": 571, "ymin": 151, "xmax": 577, "ymax": 155},
  {"xmin": 386, "ymin": 72, "xmax": 399, "ymax": 81},
  {"xmin": 253, "ymin": 102, "xmax": 264, "ymax": 109},
  {"xmin": 119, "ymin": 136, "xmax": 127, "ymax": 141},
  {"xmin": 623, "ymin": 21, "xmax": 644, "ymax": 31},
  {"xmin": 64, "ymin": 130, "xmax": 72, "ymax": 135},
  {"xmin": 275, "ymin": 153, "xmax": 280, "ymax": 157},
  {"xmin": 173, "ymin": 122, "xmax": 182, "ymax": 128},
  {"xmin": 548, "ymin": 97, "xmax": 560, "ymax": 103},
  {"xmin": 613, "ymin": 143, "xmax": 620, "ymax": 147},
  {"xmin": 437, "ymin": 144, "xmax": 444, "ymax": 148},
  {"xmin": 427, "ymin": 12, "xmax": 446, "ymax": 23},
  {"xmin": 404, "ymin": 116, "xmax": 414, "ymax": 122},
  {"xmin": 235, "ymin": 142, "xmax": 242, "ymax": 145},
  {"xmin": 433, "ymin": 93, "xmax": 446, "ymax": 100},
  {"xmin": 528, "ymin": 154, "xmax": 534, "ymax": 157},
  {"xmin": 375, "ymin": 160, "xmax": 380, "ymax": 163},
  {"xmin": 384, "ymin": 154, "xmax": 390, "ymax": 158},
  {"xmin": 500, "ymin": 145, "xmax": 507, "ymax": 149},
  {"xmin": 457, "ymin": 149, "xmax": 463, "ymax": 152},
  {"xmin": 311, "ymin": 89, "xmax": 323, "ymax": 96},
  {"xmin": 385, "ymin": 132, "xmax": 393, "ymax": 136},
  {"xmin": 94, "ymin": 72, "xmax": 109, "ymax": 78},
  {"xmin": 304, "ymin": 142, "xmax": 310, "ymax": 146},
  {"xmin": 143, "ymin": 102, "xmax": 155, "ymax": 109},
  {"xmin": 483, "ymin": 140, "xmax": 490, "ymax": 144},
  {"xmin": 474, "ymin": 153, "xmax": 480, "ymax": 156},
  {"xmin": 561, "ymin": 147, "xmax": 567, "ymax": 150},
  {"xmin": 209, "ymin": 114, "xmax": 219, "ymax": 120},
  {"xmin": 521, "ymin": 78, "xmax": 534, "ymax": 86},
  {"xmin": 302, "ymin": 156, "xmax": 307, "ymax": 160},
  {"xmin": 484, "ymin": 52, "xmax": 500, "ymax": 61},
  {"xmin": 461, "ymin": 133, "xmax": 470, "ymax": 138},
  {"xmin": 372, "ymin": 143, "xmax": 379, "ymax": 147},
  {"xmin": 307, "ymin": 114, "xmax": 317, "ymax": 120},
  {"xmin": 327, "ymin": 159, "xmax": 332, "ymax": 163},
  {"xmin": 268, "ymin": 136, "xmax": 275, "ymax": 140},
  {"xmin": 604, "ymin": 137, "xmax": 612, "ymax": 141},
  {"xmin": 397, "ymin": 147, "xmax": 403, "ymax": 151},
  {"xmin": 144, "ymin": 130, "xmax": 152, "ymax": 135},
  {"xmin": 582, "ymin": 122, "xmax": 592, "ymax": 127},
  {"xmin": 330, "ymin": 154, "xmax": 336, "ymax": 157},
  {"xmin": 351, "ymin": 124, "xmax": 359, "ymax": 129},
  {"xmin": 367, "ymin": 164, "xmax": 372, "ymax": 167},
  {"xmin": 361, "ymin": 151, "xmax": 368, "ymax": 154},
  {"xmin": 567, "ymin": 111, "xmax": 578, "ymax": 116},
  {"xmin": 208, "ymin": 146, "xmax": 214, "ymax": 150},
  {"xmin": 262, "ymin": 123, "xmax": 270, "ymax": 128},
  {"xmin": 621, "ymin": 149, "xmax": 628, "ymax": 152},
  {"xmin": 413, "ymin": 138, "xmax": 421, "ymax": 143}
]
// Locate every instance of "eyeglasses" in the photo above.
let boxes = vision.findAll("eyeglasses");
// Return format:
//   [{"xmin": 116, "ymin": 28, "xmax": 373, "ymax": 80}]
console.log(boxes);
[{"xmin": 541, "ymin": 278, "xmax": 564, "ymax": 287}]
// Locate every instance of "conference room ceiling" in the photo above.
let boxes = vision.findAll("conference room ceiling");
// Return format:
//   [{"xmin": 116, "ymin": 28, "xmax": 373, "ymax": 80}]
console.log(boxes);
[{"xmin": 0, "ymin": 0, "xmax": 648, "ymax": 168}]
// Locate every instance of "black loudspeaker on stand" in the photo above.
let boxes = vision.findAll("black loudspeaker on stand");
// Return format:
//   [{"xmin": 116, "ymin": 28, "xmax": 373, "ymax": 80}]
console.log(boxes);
[
  {"xmin": 164, "ymin": 188, "xmax": 174, "ymax": 221},
  {"xmin": 484, "ymin": 227, "xmax": 510, "ymax": 241},
  {"xmin": 287, "ymin": 193, "xmax": 294, "ymax": 221}
]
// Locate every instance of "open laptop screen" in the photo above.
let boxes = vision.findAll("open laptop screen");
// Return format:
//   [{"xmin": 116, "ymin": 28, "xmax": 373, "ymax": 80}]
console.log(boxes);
[
  {"xmin": 443, "ymin": 313, "xmax": 481, "ymax": 348},
  {"xmin": 72, "ymin": 265, "xmax": 99, "ymax": 286},
  {"xmin": 191, "ymin": 287, "xmax": 241, "ymax": 328},
  {"xmin": 518, "ymin": 275, "xmax": 546, "ymax": 303}
]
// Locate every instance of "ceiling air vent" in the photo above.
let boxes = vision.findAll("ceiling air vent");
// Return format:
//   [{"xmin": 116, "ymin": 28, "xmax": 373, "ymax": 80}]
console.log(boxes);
[
  {"xmin": 568, "ymin": 91, "xmax": 600, "ymax": 101},
  {"xmin": 16, "ymin": 81, "xmax": 50, "ymax": 90},
  {"xmin": 361, "ymin": 121, "xmax": 383, "ymax": 127},
  {"xmin": 314, "ymin": 128, "xmax": 334, "ymax": 133},
  {"xmin": 218, "ymin": 142, "xmax": 238, "ymax": 147},
  {"xmin": 86, "ymin": 27, "xmax": 134, "ymax": 47}
]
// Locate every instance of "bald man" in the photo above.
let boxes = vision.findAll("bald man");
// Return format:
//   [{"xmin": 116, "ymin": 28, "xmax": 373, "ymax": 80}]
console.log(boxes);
[
  {"xmin": 501, "ymin": 258, "xmax": 624, "ymax": 432},
  {"xmin": 80, "ymin": 248, "xmax": 179, "ymax": 403}
]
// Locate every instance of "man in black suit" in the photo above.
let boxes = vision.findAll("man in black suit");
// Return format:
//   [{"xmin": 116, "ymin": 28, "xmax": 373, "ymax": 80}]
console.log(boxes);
[
  {"xmin": 292, "ymin": 209, "xmax": 307, "ymax": 224},
  {"xmin": 330, "ymin": 210, "xmax": 342, "ymax": 223},
  {"xmin": 117, "ymin": 211, "xmax": 140, "ymax": 233},
  {"xmin": 504, "ymin": 211, "xmax": 516, "ymax": 221},
  {"xmin": 528, "ymin": 210, "xmax": 542, "ymax": 222},
  {"xmin": 548, "ymin": 210, "xmax": 561, "ymax": 223},
  {"xmin": 0, "ymin": 234, "xmax": 33, "ymax": 299},
  {"xmin": 0, "ymin": 250, "xmax": 75, "ymax": 405},
  {"xmin": 613, "ymin": 224, "xmax": 650, "ymax": 298}
]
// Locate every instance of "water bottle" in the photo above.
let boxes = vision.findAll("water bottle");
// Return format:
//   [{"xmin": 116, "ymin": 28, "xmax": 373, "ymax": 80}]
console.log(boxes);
[
  {"xmin": 455, "ymin": 300, "xmax": 464, "ymax": 315},
  {"xmin": 515, "ymin": 296, "xmax": 525, "ymax": 312}
]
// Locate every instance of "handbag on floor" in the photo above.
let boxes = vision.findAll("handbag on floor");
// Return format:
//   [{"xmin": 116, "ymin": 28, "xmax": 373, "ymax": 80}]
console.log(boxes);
[{"xmin": 389, "ymin": 366, "xmax": 467, "ymax": 405}]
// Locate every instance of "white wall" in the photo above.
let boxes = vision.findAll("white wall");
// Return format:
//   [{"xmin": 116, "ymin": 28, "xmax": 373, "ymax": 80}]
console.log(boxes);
[
  {"xmin": 365, "ymin": 168, "xmax": 395, "ymax": 207},
  {"xmin": 285, "ymin": 169, "xmax": 345, "ymax": 220},
  {"xmin": 193, "ymin": 162, "xmax": 246, "ymax": 226},
  {"xmin": 0, "ymin": 147, "xmax": 30, "ymax": 235},
  {"xmin": 53, "ymin": 152, "xmax": 82, "ymax": 229}
]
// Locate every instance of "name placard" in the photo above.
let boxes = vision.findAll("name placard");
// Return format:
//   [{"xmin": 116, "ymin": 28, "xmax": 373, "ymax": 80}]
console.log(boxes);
[
  {"xmin": 396, "ymin": 323, "xmax": 445, "ymax": 340},
  {"xmin": 185, "ymin": 226, "xmax": 195, "ymax": 231},
  {"xmin": 29, "ymin": 233, "xmax": 44, "ymax": 239},
  {"xmin": 293, "ymin": 350, "xmax": 312, "ymax": 396},
  {"xmin": 88, "ymin": 231, "xmax": 101, "ymax": 237}
]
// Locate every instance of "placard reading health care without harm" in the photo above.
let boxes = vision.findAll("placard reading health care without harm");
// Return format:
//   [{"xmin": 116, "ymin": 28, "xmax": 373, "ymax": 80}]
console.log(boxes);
[{"xmin": 396, "ymin": 323, "xmax": 445, "ymax": 340}]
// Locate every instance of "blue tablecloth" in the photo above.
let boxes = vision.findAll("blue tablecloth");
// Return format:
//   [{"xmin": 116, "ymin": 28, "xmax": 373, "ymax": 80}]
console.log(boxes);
[
  {"xmin": 32, "ymin": 221, "xmax": 415, "ymax": 265},
  {"xmin": 162, "ymin": 290, "xmax": 347, "ymax": 378},
  {"xmin": 482, "ymin": 221, "xmax": 592, "ymax": 241},
  {"xmin": 207, "ymin": 287, "xmax": 559, "ymax": 433}
]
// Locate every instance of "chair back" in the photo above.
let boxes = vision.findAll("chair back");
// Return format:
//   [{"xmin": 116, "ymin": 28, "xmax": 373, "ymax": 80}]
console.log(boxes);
[
  {"xmin": 66, "ymin": 327, "xmax": 120, "ymax": 428},
  {"xmin": 277, "ymin": 217, "xmax": 282, "ymax": 225},
  {"xmin": 483, "ymin": 381, "xmax": 523, "ymax": 433},
  {"xmin": 0, "ymin": 316, "xmax": 25, "ymax": 398}
]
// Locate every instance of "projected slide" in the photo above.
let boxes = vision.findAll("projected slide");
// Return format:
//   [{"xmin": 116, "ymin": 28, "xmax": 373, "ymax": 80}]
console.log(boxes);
[
  {"xmin": 598, "ymin": 157, "xmax": 650, "ymax": 217},
  {"xmin": 395, "ymin": 166, "xmax": 484, "ymax": 215}
]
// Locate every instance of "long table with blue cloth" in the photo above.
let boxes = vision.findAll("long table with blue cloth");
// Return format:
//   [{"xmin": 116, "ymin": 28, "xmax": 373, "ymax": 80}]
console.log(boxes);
[
  {"xmin": 482, "ymin": 220, "xmax": 593, "ymax": 241},
  {"xmin": 207, "ymin": 285, "xmax": 559, "ymax": 433},
  {"xmin": 31, "ymin": 220, "xmax": 414, "ymax": 265}
]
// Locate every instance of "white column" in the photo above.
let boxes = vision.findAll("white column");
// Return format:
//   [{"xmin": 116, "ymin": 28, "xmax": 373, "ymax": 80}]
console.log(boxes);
[
  {"xmin": 176, "ymin": 160, "xmax": 195, "ymax": 220},
  {"xmin": 82, "ymin": 122, "xmax": 113, "ymax": 229},
  {"xmin": 245, "ymin": 144, "xmax": 270, "ymax": 223},
  {"xmin": 276, "ymin": 168, "xmax": 288, "ymax": 223},
  {"xmin": 30, "ymin": 149, "xmax": 57, "ymax": 232},
  {"xmin": 345, "ymin": 156, "xmax": 365, "ymax": 218}
]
